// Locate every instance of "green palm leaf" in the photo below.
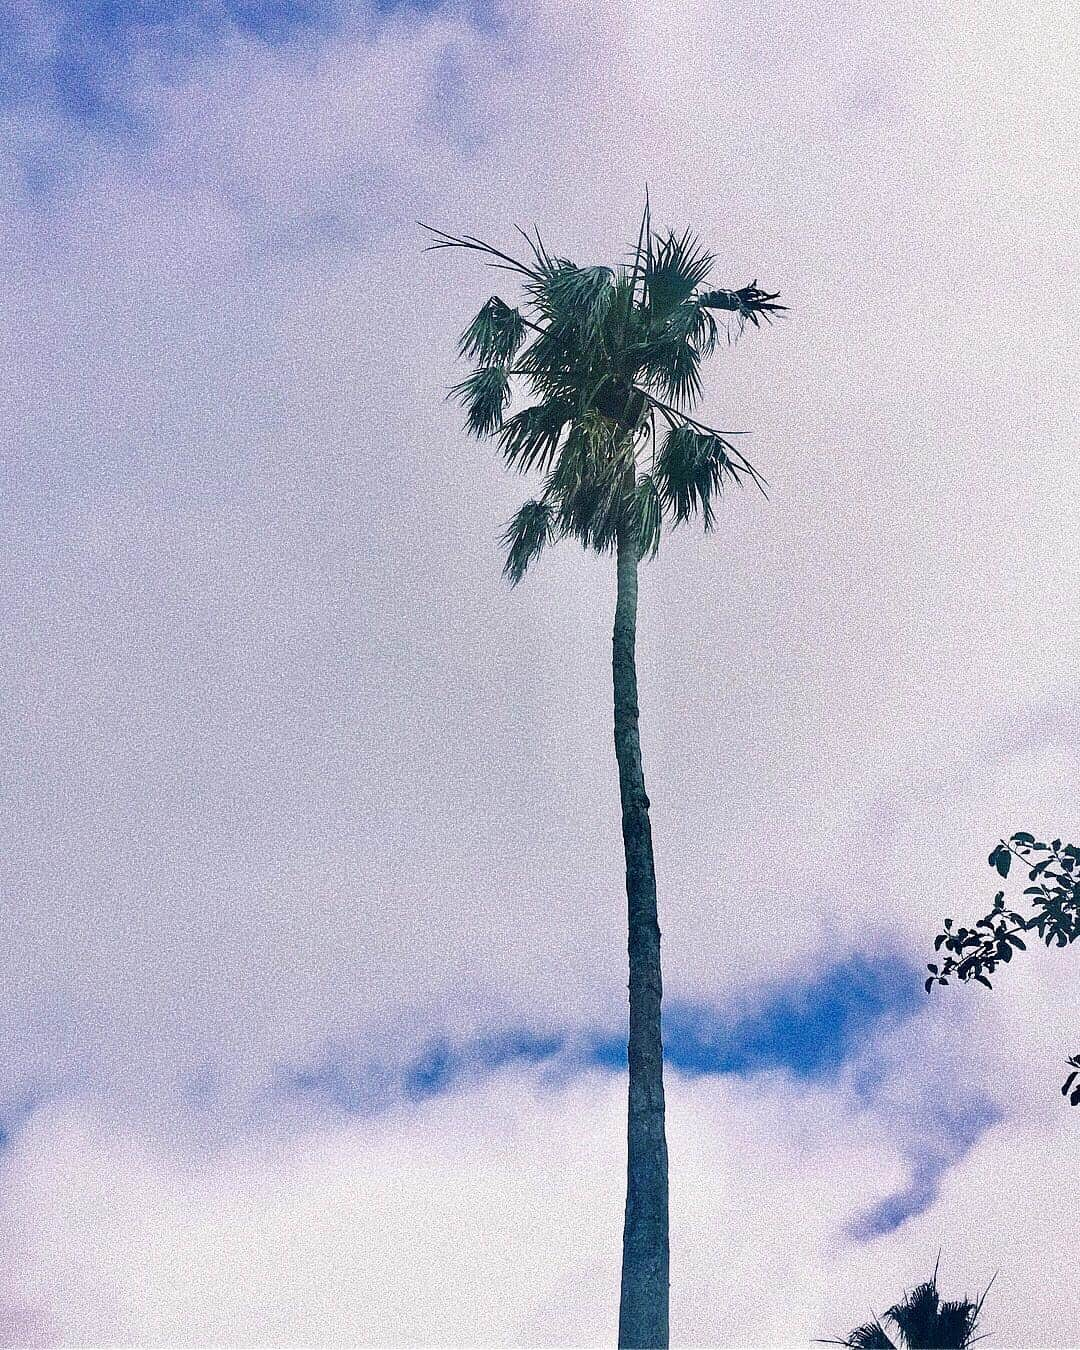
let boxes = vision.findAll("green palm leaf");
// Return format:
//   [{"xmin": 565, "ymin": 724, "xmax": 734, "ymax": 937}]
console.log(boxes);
[
  {"xmin": 633, "ymin": 473, "xmax": 663, "ymax": 559},
  {"xmin": 654, "ymin": 423, "xmax": 747, "ymax": 528},
  {"xmin": 638, "ymin": 332, "xmax": 703, "ymax": 406},
  {"xmin": 515, "ymin": 324, "xmax": 579, "ymax": 401},
  {"xmin": 459, "ymin": 297, "xmax": 527, "ymax": 364},
  {"xmin": 644, "ymin": 228, "xmax": 714, "ymax": 323},
  {"xmin": 450, "ymin": 365, "xmax": 510, "ymax": 436},
  {"xmin": 529, "ymin": 263, "xmax": 617, "ymax": 341},
  {"xmin": 671, "ymin": 297, "xmax": 719, "ymax": 356},
  {"xmin": 550, "ymin": 420, "xmax": 632, "ymax": 554},
  {"xmin": 501, "ymin": 498, "xmax": 555, "ymax": 584},
  {"xmin": 498, "ymin": 400, "xmax": 573, "ymax": 474}
]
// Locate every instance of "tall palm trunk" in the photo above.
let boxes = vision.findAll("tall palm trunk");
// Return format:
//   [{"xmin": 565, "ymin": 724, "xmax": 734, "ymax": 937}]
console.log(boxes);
[{"xmin": 614, "ymin": 510, "xmax": 669, "ymax": 1350}]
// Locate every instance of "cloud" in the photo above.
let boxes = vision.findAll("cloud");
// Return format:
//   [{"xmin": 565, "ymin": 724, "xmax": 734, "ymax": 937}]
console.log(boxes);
[
  {"xmin": 1, "ymin": 1059, "xmax": 1077, "ymax": 1347},
  {"xmin": 0, "ymin": 1067, "xmax": 940, "ymax": 1347}
]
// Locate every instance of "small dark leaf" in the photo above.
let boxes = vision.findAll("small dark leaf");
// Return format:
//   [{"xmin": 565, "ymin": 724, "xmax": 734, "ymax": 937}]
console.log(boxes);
[{"xmin": 989, "ymin": 845, "xmax": 1011, "ymax": 878}]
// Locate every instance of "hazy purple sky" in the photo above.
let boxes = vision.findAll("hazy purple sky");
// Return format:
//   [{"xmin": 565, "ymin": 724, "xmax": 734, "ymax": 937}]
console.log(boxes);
[{"xmin": 1, "ymin": 1, "xmax": 1078, "ymax": 1344}]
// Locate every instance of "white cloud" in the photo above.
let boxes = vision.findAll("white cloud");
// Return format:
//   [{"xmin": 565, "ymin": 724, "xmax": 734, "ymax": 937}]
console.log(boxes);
[
  {"xmin": 2, "ymin": 1060, "xmax": 1078, "ymax": 1347},
  {"xmin": 0, "ymin": 1069, "xmax": 917, "ymax": 1348}
]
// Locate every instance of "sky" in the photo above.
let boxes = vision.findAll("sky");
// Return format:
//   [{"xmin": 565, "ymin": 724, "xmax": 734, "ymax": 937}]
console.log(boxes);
[{"xmin": 1, "ymin": 0, "xmax": 1078, "ymax": 1344}]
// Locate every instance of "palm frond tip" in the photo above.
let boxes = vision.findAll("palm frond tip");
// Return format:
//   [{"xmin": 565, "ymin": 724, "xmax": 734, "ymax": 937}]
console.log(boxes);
[
  {"xmin": 458, "ymin": 297, "xmax": 527, "ymax": 364},
  {"xmin": 450, "ymin": 365, "xmax": 510, "ymax": 437},
  {"xmin": 501, "ymin": 498, "xmax": 555, "ymax": 584}
]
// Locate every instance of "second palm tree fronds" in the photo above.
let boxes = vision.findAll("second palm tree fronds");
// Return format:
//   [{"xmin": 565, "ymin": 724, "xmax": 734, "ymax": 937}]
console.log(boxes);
[{"xmin": 823, "ymin": 1265, "xmax": 994, "ymax": 1349}]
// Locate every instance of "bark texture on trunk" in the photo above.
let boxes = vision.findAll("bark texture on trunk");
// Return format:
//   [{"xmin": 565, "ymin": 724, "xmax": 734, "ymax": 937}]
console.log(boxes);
[{"xmin": 614, "ymin": 514, "xmax": 669, "ymax": 1350}]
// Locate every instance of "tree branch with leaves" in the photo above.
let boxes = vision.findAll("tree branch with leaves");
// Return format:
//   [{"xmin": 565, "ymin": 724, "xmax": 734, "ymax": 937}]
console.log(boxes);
[{"xmin": 928, "ymin": 832, "xmax": 1080, "ymax": 1102}]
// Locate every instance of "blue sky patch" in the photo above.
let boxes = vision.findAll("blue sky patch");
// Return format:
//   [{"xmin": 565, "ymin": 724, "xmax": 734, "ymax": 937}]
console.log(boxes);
[
  {"xmin": 277, "ymin": 950, "xmax": 925, "ymax": 1114},
  {"xmin": 1, "ymin": 0, "xmax": 467, "ymax": 137},
  {"xmin": 587, "ymin": 951, "xmax": 922, "ymax": 1080},
  {"xmin": 1, "ymin": 2, "xmax": 340, "ymax": 133}
]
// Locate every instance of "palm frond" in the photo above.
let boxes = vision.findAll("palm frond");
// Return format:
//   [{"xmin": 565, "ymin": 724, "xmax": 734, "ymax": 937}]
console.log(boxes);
[
  {"xmin": 498, "ymin": 400, "xmax": 573, "ymax": 474},
  {"xmin": 653, "ymin": 422, "xmax": 752, "ymax": 528},
  {"xmin": 514, "ymin": 224, "xmax": 569, "ymax": 282},
  {"xmin": 549, "ymin": 420, "xmax": 632, "ymax": 554},
  {"xmin": 645, "ymin": 227, "xmax": 714, "ymax": 323},
  {"xmin": 622, "ymin": 187, "xmax": 652, "ymax": 323},
  {"xmin": 450, "ymin": 365, "xmax": 510, "ymax": 437},
  {"xmin": 628, "ymin": 296, "xmax": 722, "ymax": 408},
  {"xmin": 885, "ymin": 1281, "xmax": 945, "ymax": 1350},
  {"xmin": 515, "ymin": 323, "xmax": 579, "ymax": 400},
  {"xmin": 936, "ymin": 1300, "xmax": 981, "ymax": 1348},
  {"xmin": 885, "ymin": 1273, "xmax": 986, "ymax": 1350},
  {"xmin": 699, "ymin": 280, "xmax": 787, "ymax": 327},
  {"xmin": 607, "ymin": 271, "xmax": 639, "ymax": 350},
  {"xmin": 546, "ymin": 418, "xmax": 607, "ymax": 500},
  {"xmin": 632, "ymin": 472, "xmax": 663, "ymax": 559},
  {"xmin": 643, "ymin": 396, "xmax": 767, "ymax": 493},
  {"xmin": 529, "ymin": 263, "xmax": 616, "ymax": 340},
  {"xmin": 672, "ymin": 297, "xmax": 719, "ymax": 356},
  {"xmin": 419, "ymin": 223, "xmax": 539, "ymax": 280},
  {"xmin": 838, "ymin": 1319, "xmax": 897, "ymax": 1349},
  {"xmin": 459, "ymin": 297, "xmax": 527, "ymax": 364},
  {"xmin": 558, "ymin": 473, "xmax": 626, "ymax": 554},
  {"xmin": 501, "ymin": 497, "xmax": 555, "ymax": 584},
  {"xmin": 637, "ymin": 332, "xmax": 703, "ymax": 406},
  {"xmin": 817, "ymin": 1319, "xmax": 897, "ymax": 1350}
]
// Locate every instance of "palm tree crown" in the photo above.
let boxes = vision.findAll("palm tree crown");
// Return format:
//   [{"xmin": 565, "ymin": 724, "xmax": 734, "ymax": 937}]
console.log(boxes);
[
  {"xmin": 423, "ymin": 200, "xmax": 784, "ymax": 579},
  {"xmin": 826, "ymin": 1267, "xmax": 993, "ymax": 1350}
]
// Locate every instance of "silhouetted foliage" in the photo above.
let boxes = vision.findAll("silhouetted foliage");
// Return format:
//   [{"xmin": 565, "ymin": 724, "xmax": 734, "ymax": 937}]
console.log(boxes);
[
  {"xmin": 823, "ymin": 1265, "xmax": 992, "ymax": 1349},
  {"xmin": 422, "ymin": 196, "xmax": 783, "ymax": 582},
  {"xmin": 928, "ymin": 833, "xmax": 1080, "ymax": 1101}
]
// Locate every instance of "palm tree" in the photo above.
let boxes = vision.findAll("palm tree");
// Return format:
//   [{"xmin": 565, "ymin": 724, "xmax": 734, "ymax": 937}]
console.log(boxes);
[
  {"xmin": 424, "ymin": 199, "xmax": 783, "ymax": 1349},
  {"xmin": 824, "ymin": 1266, "xmax": 994, "ymax": 1349}
]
